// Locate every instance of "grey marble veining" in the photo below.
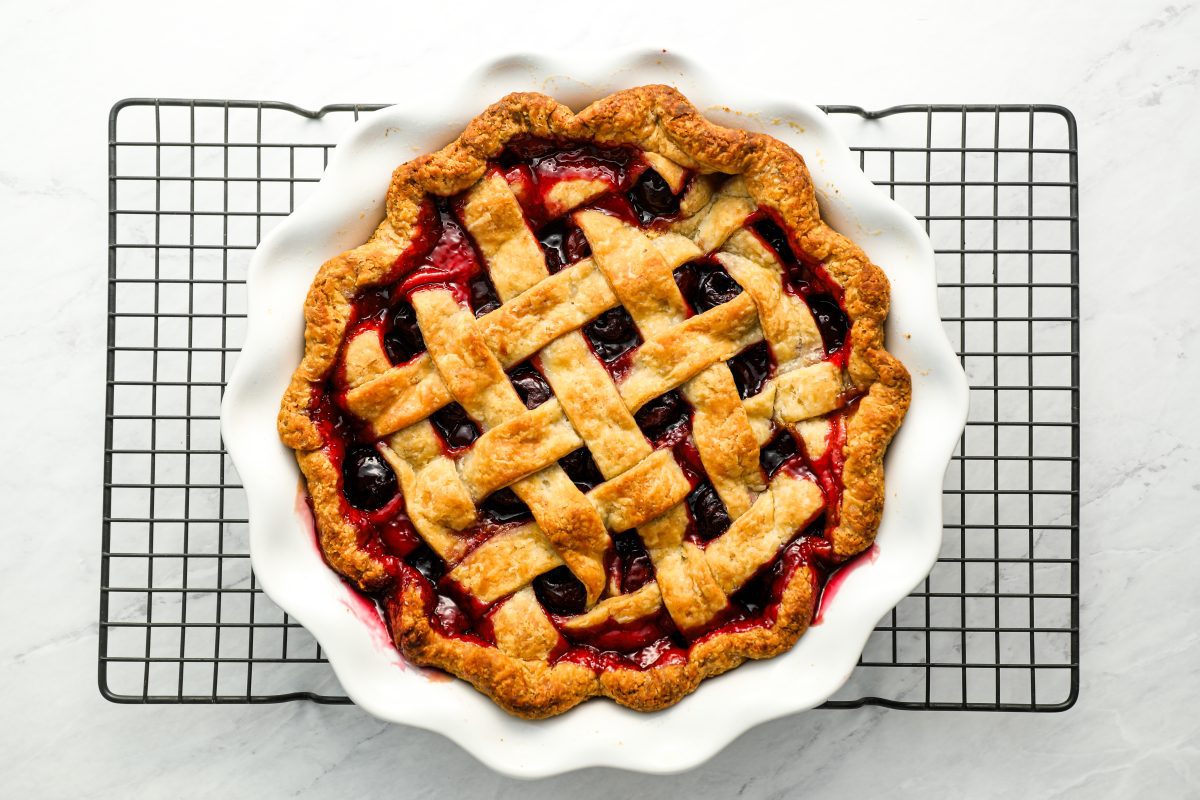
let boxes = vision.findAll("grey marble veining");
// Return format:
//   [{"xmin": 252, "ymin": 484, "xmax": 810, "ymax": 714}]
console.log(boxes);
[{"xmin": 2, "ymin": 1, "xmax": 1198, "ymax": 796}]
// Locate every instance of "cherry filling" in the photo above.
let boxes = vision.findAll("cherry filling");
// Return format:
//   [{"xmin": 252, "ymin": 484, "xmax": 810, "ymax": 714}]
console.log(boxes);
[
  {"xmin": 643, "ymin": 399, "xmax": 706, "ymax": 486},
  {"xmin": 760, "ymin": 429, "xmax": 802, "ymax": 480},
  {"xmin": 728, "ymin": 564, "xmax": 773, "ymax": 617},
  {"xmin": 375, "ymin": 513, "xmax": 422, "ymax": 560},
  {"xmin": 496, "ymin": 136, "xmax": 648, "ymax": 229},
  {"xmin": 759, "ymin": 414, "xmax": 852, "ymax": 534},
  {"xmin": 538, "ymin": 219, "xmax": 591, "ymax": 273},
  {"xmin": 583, "ymin": 306, "xmax": 642, "ymax": 370},
  {"xmin": 408, "ymin": 543, "xmax": 445, "ymax": 584},
  {"xmin": 467, "ymin": 271, "xmax": 502, "ymax": 317},
  {"xmin": 727, "ymin": 518, "xmax": 831, "ymax": 620},
  {"xmin": 383, "ymin": 301, "xmax": 425, "ymax": 364},
  {"xmin": 308, "ymin": 390, "xmax": 413, "ymax": 577},
  {"xmin": 342, "ymin": 445, "xmax": 398, "ymax": 511},
  {"xmin": 566, "ymin": 610, "xmax": 681, "ymax": 654},
  {"xmin": 805, "ymin": 411, "xmax": 851, "ymax": 532},
  {"xmin": 559, "ymin": 636, "xmax": 689, "ymax": 673},
  {"xmin": 610, "ymin": 530, "xmax": 655, "ymax": 593},
  {"xmin": 750, "ymin": 215, "xmax": 851, "ymax": 361},
  {"xmin": 727, "ymin": 341, "xmax": 773, "ymax": 400},
  {"xmin": 478, "ymin": 488, "xmax": 532, "ymax": 525},
  {"xmin": 752, "ymin": 216, "xmax": 796, "ymax": 264},
  {"xmin": 634, "ymin": 390, "xmax": 688, "ymax": 440},
  {"xmin": 430, "ymin": 402, "xmax": 480, "ymax": 452},
  {"xmin": 686, "ymin": 483, "xmax": 733, "ymax": 543},
  {"xmin": 807, "ymin": 293, "xmax": 850, "ymax": 354},
  {"xmin": 626, "ymin": 169, "xmax": 683, "ymax": 225},
  {"xmin": 393, "ymin": 197, "xmax": 484, "ymax": 306},
  {"xmin": 507, "ymin": 362, "xmax": 553, "ymax": 409},
  {"xmin": 534, "ymin": 566, "xmax": 588, "ymax": 616},
  {"xmin": 500, "ymin": 137, "xmax": 640, "ymax": 186},
  {"xmin": 432, "ymin": 594, "xmax": 474, "ymax": 637},
  {"xmin": 673, "ymin": 259, "xmax": 744, "ymax": 314},
  {"xmin": 559, "ymin": 447, "xmax": 604, "ymax": 493}
]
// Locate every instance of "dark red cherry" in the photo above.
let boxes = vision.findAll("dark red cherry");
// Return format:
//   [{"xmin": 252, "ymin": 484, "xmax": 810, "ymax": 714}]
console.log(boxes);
[
  {"xmin": 623, "ymin": 555, "xmax": 654, "ymax": 593},
  {"xmin": 753, "ymin": 217, "xmax": 797, "ymax": 262},
  {"xmin": 613, "ymin": 531, "xmax": 654, "ymax": 593},
  {"xmin": 377, "ymin": 515, "xmax": 421, "ymax": 559},
  {"xmin": 695, "ymin": 268, "xmax": 742, "ymax": 311},
  {"xmin": 383, "ymin": 301, "xmax": 425, "ymax": 364},
  {"xmin": 432, "ymin": 594, "xmax": 471, "ymax": 636},
  {"xmin": 496, "ymin": 135, "xmax": 560, "ymax": 167},
  {"xmin": 583, "ymin": 307, "xmax": 640, "ymax": 361},
  {"xmin": 539, "ymin": 224, "xmax": 569, "ymax": 272},
  {"xmin": 353, "ymin": 286, "xmax": 392, "ymax": 319},
  {"xmin": 539, "ymin": 220, "xmax": 591, "ymax": 273},
  {"xmin": 508, "ymin": 363, "xmax": 552, "ymax": 409},
  {"xmin": 760, "ymin": 430, "xmax": 800, "ymax": 479},
  {"xmin": 408, "ymin": 544, "xmax": 444, "ymax": 584},
  {"xmin": 687, "ymin": 483, "xmax": 732, "ymax": 541},
  {"xmin": 430, "ymin": 403, "xmax": 479, "ymax": 450},
  {"xmin": 565, "ymin": 227, "xmax": 591, "ymax": 262},
  {"xmin": 468, "ymin": 271, "xmax": 501, "ymax": 317},
  {"xmin": 613, "ymin": 530, "xmax": 639, "ymax": 558},
  {"xmin": 341, "ymin": 446, "xmax": 398, "ymax": 511},
  {"xmin": 635, "ymin": 391, "xmax": 687, "ymax": 439},
  {"xmin": 727, "ymin": 341, "xmax": 772, "ymax": 400},
  {"xmin": 730, "ymin": 563, "xmax": 775, "ymax": 617},
  {"xmin": 534, "ymin": 566, "xmax": 587, "ymax": 615},
  {"xmin": 808, "ymin": 294, "xmax": 850, "ymax": 354},
  {"xmin": 559, "ymin": 447, "xmax": 604, "ymax": 492},
  {"xmin": 627, "ymin": 170, "xmax": 680, "ymax": 225},
  {"xmin": 674, "ymin": 261, "xmax": 742, "ymax": 313},
  {"xmin": 479, "ymin": 487, "xmax": 532, "ymax": 524},
  {"xmin": 672, "ymin": 263, "xmax": 698, "ymax": 307}
]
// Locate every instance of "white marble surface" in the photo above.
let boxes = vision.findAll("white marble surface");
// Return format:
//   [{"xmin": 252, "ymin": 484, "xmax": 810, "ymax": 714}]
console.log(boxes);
[{"xmin": 2, "ymin": 0, "xmax": 1198, "ymax": 796}]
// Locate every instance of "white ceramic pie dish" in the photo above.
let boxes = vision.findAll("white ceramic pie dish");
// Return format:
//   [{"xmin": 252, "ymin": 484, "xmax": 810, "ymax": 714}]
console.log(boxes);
[{"xmin": 221, "ymin": 49, "xmax": 968, "ymax": 777}]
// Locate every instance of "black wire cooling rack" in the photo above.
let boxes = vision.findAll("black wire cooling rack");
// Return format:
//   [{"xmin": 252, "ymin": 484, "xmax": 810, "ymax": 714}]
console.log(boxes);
[{"xmin": 101, "ymin": 100, "xmax": 1079, "ymax": 711}]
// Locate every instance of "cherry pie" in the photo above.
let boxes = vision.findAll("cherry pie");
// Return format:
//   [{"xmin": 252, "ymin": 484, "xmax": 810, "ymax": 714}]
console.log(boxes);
[{"xmin": 278, "ymin": 86, "xmax": 910, "ymax": 718}]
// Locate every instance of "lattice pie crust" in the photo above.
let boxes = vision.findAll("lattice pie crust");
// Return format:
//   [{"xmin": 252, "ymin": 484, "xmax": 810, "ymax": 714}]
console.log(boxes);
[{"xmin": 278, "ymin": 86, "xmax": 910, "ymax": 717}]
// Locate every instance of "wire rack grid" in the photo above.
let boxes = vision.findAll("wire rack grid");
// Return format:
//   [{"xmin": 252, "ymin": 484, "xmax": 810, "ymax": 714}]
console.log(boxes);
[{"xmin": 101, "ymin": 99, "xmax": 1079, "ymax": 711}]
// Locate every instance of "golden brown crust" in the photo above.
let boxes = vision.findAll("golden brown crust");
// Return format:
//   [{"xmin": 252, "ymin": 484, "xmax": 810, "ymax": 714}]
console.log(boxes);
[
  {"xmin": 278, "ymin": 85, "xmax": 911, "ymax": 717},
  {"xmin": 385, "ymin": 563, "xmax": 817, "ymax": 718},
  {"xmin": 296, "ymin": 450, "xmax": 391, "ymax": 592}
]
